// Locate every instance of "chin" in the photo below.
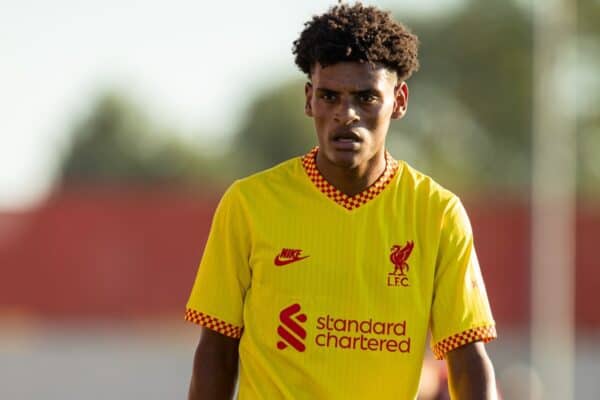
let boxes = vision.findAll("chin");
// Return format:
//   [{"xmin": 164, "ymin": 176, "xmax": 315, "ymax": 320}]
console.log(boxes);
[{"xmin": 326, "ymin": 149, "xmax": 362, "ymax": 169}]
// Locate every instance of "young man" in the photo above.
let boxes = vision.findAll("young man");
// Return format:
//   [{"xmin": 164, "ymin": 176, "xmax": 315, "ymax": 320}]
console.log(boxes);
[{"xmin": 186, "ymin": 3, "xmax": 497, "ymax": 399}]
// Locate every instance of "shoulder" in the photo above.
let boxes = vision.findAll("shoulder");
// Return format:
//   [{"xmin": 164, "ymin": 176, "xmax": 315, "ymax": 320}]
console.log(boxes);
[
  {"xmin": 396, "ymin": 162, "xmax": 474, "ymax": 236},
  {"xmin": 396, "ymin": 160, "xmax": 459, "ymax": 213},
  {"xmin": 224, "ymin": 156, "xmax": 304, "ymax": 201}
]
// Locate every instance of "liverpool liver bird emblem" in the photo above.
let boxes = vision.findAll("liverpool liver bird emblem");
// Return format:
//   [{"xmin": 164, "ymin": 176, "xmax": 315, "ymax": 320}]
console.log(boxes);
[{"xmin": 390, "ymin": 241, "xmax": 414, "ymax": 275}]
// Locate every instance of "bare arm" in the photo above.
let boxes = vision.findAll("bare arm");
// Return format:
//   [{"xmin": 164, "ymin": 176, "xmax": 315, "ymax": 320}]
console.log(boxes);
[
  {"xmin": 188, "ymin": 327, "xmax": 240, "ymax": 400},
  {"xmin": 445, "ymin": 341, "xmax": 497, "ymax": 400}
]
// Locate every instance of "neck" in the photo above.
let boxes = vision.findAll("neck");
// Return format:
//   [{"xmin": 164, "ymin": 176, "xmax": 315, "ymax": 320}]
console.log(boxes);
[{"xmin": 315, "ymin": 150, "xmax": 387, "ymax": 197}]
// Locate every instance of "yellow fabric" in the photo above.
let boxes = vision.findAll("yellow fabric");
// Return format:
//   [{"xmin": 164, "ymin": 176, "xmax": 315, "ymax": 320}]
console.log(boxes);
[{"xmin": 186, "ymin": 149, "xmax": 495, "ymax": 399}]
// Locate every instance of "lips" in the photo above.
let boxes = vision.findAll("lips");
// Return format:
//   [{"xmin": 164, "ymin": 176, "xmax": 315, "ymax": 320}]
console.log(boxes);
[
  {"xmin": 332, "ymin": 129, "xmax": 362, "ymax": 143},
  {"xmin": 331, "ymin": 129, "xmax": 362, "ymax": 151}
]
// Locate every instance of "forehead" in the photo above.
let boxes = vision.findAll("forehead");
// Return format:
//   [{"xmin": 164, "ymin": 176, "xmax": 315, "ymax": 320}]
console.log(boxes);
[{"xmin": 310, "ymin": 62, "xmax": 396, "ymax": 91}]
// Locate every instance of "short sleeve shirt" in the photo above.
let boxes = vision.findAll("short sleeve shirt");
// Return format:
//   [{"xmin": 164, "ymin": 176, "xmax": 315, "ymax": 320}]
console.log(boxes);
[{"xmin": 186, "ymin": 147, "xmax": 496, "ymax": 399}]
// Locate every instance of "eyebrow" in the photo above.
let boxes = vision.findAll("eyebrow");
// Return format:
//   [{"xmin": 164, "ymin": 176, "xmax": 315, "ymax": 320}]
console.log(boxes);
[{"xmin": 315, "ymin": 87, "xmax": 381, "ymax": 95}]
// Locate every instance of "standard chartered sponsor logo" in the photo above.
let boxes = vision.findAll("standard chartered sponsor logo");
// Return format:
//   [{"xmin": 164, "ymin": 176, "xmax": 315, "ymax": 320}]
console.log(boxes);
[
  {"xmin": 314, "ymin": 315, "xmax": 411, "ymax": 353},
  {"xmin": 275, "ymin": 304, "xmax": 412, "ymax": 353}
]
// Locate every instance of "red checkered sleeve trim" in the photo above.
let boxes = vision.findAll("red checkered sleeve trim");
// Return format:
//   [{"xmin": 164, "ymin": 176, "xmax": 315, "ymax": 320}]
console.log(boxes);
[
  {"xmin": 184, "ymin": 309, "xmax": 243, "ymax": 339},
  {"xmin": 432, "ymin": 325, "xmax": 497, "ymax": 360}
]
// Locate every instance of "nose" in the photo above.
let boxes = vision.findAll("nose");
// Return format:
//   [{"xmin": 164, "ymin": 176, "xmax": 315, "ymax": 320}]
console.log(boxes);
[{"xmin": 334, "ymin": 99, "xmax": 360, "ymax": 125}]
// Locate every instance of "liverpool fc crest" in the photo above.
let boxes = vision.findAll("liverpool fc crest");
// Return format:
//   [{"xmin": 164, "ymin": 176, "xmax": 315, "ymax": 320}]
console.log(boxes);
[{"xmin": 387, "ymin": 241, "xmax": 414, "ymax": 287}]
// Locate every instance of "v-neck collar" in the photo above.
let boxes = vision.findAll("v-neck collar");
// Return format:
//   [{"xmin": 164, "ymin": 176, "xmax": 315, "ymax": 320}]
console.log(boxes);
[{"xmin": 301, "ymin": 147, "xmax": 399, "ymax": 211}]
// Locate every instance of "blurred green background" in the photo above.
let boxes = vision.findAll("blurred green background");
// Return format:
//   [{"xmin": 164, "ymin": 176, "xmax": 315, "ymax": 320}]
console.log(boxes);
[
  {"xmin": 53, "ymin": 0, "xmax": 599, "ymax": 196},
  {"xmin": 1, "ymin": 0, "xmax": 598, "ymax": 399}
]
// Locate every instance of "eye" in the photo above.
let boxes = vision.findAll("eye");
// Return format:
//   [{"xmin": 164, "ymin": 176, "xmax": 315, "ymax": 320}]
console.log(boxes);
[
  {"xmin": 359, "ymin": 93, "xmax": 378, "ymax": 103},
  {"xmin": 320, "ymin": 92, "xmax": 337, "ymax": 102}
]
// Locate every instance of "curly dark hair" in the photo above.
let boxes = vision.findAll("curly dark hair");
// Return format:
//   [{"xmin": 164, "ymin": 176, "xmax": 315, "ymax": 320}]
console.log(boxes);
[{"xmin": 293, "ymin": 2, "xmax": 419, "ymax": 81}]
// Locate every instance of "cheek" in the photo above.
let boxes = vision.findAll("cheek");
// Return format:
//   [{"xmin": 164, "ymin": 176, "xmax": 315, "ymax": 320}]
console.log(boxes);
[
  {"xmin": 382, "ymin": 99, "xmax": 396, "ymax": 117},
  {"xmin": 311, "ymin": 112, "xmax": 329, "ymax": 133},
  {"xmin": 311, "ymin": 106, "xmax": 333, "ymax": 126},
  {"xmin": 312, "ymin": 102, "xmax": 330, "ymax": 116},
  {"xmin": 380, "ymin": 100, "xmax": 397, "ymax": 120},
  {"xmin": 365, "ymin": 106, "xmax": 391, "ymax": 127}
]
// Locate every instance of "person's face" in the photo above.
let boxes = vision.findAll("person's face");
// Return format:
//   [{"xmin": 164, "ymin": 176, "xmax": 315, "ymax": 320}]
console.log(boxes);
[{"xmin": 305, "ymin": 62, "xmax": 408, "ymax": 170}]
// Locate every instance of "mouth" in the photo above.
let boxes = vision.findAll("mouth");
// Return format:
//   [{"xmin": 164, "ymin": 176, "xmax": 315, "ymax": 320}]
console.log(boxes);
[
  {"xmin": 330, "ymin": 129, "xmax": 362, "ymax": 151},
  {"xmin": 332, "ymin": 129, "xmax": 362, "ymax": 143}
]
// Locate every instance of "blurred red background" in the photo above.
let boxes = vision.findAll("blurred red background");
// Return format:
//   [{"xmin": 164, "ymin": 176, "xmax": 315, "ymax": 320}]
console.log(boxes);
[{"xmin": 0, "ymin": 188, "xmax": 598, "ymax": 331}]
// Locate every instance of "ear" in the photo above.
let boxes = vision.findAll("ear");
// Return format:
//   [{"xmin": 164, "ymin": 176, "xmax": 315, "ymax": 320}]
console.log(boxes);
[
  {"xmin": 305, "ymin": 82, "xmax": 314, "ymax": 117},
  {"xmin": 391, "ymin": 82, "xmax": 408, "ymax": 119}
]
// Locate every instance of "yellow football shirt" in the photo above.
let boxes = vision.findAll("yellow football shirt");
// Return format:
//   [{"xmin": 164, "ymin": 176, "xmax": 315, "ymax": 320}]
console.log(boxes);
[{"xmin": 186, "ymin": 147, "xmax": 496, "ymax": 399}]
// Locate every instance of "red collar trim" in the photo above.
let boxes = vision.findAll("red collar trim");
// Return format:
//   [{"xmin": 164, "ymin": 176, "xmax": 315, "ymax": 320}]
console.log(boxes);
[{"xmin": 301, "ymin": 147, "xmax": 399, "ymax": 211}]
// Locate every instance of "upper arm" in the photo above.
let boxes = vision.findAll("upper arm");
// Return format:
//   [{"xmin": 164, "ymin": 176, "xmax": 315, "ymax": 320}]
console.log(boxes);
[
  {"xmin": 445, "ymin": 341, "xmax": 497, "ymax": 400},
  {"xmin": 186, "ymin": 184, "xmax": 250, "ymax": 398},
  {"xmin": 194, "ymin": 327, "xmax": 240, "ymax": 368},
  {"xmin": 189, "ymin": 327, "xmax": 240, "ymax": 399}
]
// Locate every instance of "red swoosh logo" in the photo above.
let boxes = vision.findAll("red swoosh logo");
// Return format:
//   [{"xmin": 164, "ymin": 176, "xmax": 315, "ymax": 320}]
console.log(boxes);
[{"xmin": 274, "ymin": 255, "xmax": 310, "ymax": 266}]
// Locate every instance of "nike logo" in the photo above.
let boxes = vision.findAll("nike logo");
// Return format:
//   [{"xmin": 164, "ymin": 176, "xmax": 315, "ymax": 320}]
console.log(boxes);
[{"xmin": 274, "ymin": 248, "xmax": 310, "ymax": 266}]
